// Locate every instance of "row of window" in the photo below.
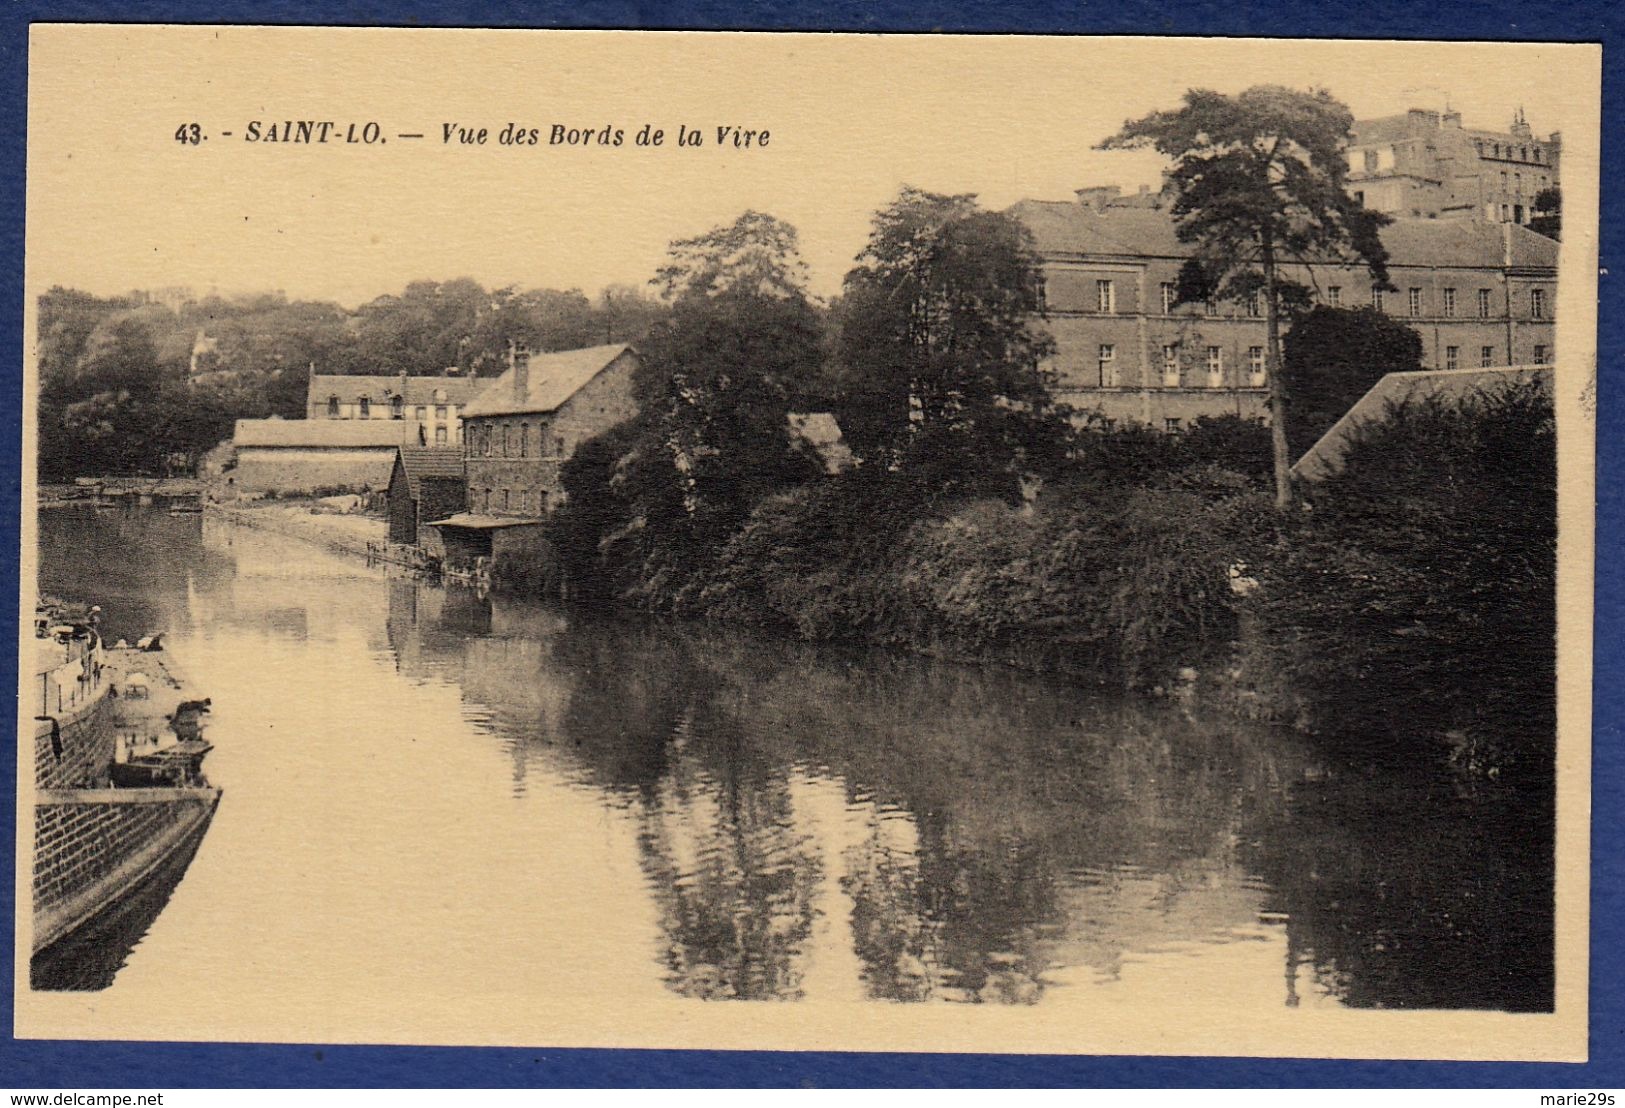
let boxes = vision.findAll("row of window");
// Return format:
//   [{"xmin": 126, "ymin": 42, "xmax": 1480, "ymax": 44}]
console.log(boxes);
[
  {"xmin": 1054, "ymin": 279, "xmax": 1549, "ymax": 320},
  {"xmin": 1477, "ymin": 140, "xmax": 1546, "ymax": 164},
  {"xmin": 1095, "ymin": 343, "xmax": 1269, "ymax": 389},
  {"xmin": 466, "ymin": 422, "xmax": 566, "ymax": 458},
  {"xmin": 1091, "ymin": 340, "xmax": 1548, "ymax": 385},
  {"xmin": 1498, "ymin": 170, "xmax": 1551, "ymax": 196},
  {"xmin": 325, "ymin": 396, "xmax": 453, "ymax": 422},
  {"xmin": 472, "ymin": 487, "xmax": 541, "ymax": 514},
  {"xmin": 1441, "ymin": 344, "xmax": 1550, "ymax": 369}
]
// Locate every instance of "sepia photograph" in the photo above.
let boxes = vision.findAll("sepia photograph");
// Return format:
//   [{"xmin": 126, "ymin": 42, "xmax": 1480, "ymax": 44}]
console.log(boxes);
[{"xmin": 14, "ymin": 26, "xmax": 1600, "ymax": 1064}]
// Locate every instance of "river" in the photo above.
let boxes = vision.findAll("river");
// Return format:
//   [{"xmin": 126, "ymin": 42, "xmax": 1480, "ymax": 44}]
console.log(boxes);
[{"xmin": 27, "ymin": 505, "xmax": 1555, "ymax": 1041}]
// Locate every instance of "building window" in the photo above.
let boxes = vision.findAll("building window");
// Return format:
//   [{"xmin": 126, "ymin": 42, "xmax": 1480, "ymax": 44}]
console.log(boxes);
[
  {"xmin": 390, "ymin": 395, "xmax": 404, "ymax": 419},
  {"xmin": 326, "ymin": 395, "xmax": 339, "ymax": 417},
  {"xmin": 1530, "ymin": 288, "xmax": 1547, "ymax": 319},
  {"xmin": 435, "ymin": 404, "xmax": 448, "ymax": 420},
  {"xmin": 1363, "ymin": 149, "xmax": 1379, "ymax": 172},
  {"xmin": 1247, "ymin": 346, "xmax": 1266, "ymax": 386},
  {"xmin": 1205, "ymin": 346, "xmax": 1223, "ymax": 387},
  {"xmin": 1164, "ymin": 418, "xmax": 1182, "ymax": 434},
  {"xmin": 435, "ymin": 426, "xmax": 447, "ymax": 446},
  {"xmin": 1204, "ymin": 297, "xmax": 1219, "ymax": 317},
  {"xmin": 1096, "ymin": 279, "xmax": 1115, "ymax": 314},
  {"xmin": 1244, "ymin": 291, "xmax": 1261, "ymax": 317},
  {"xmin": 1533, "ymin": 344, "xmax": 1549, "ymax": 365},
  {"xmin": 1098, "ymin": 344, "xmax": 1117, "ymax": 387},
  {"xmin": 519, "ymin": 423, "xmax": 529, "ymax": 457},
  {"xmin": 1034, "ymin": 278, "xmax": 1047, "ymax": 311},
  {"xmin": 1481, "ymin": 346, "xmax": 1495, "ymax": 368},
  {"xmin": 415, "ymin": 406, "xmax": 427, "ymax": 421},
  {"xmin": 1326, "ymin": 286, "xmax": 1342, "ymax": 308},
  {"xmin": 553, "ymin": 434, "xmax": 565, "ymax": 456},
  {"xmin": 1442, "ymin": 288, "xmax": 1456, "ymax": 317},
  {"xmin": 1478, "ymin": 288, "xmax": 1493, "ymax": 318},
  {"xmin": 1445, "ymin": 346, "xmax": 1459, "ymax": 370},
  {"xmin": 1161, "ymin": 343, "xmax": 1180, "ymax": 387},
  {"xmin": 1408, "ymin": 288, "xmax": 1422, "ymax": 317},
  {"xmin": 358, "ymin": 396, "xmax": 370, "ymax": 418},
  {"xmin": 1372, "ymin": 287, "xmax": 1385, "ymax": 313},
  {"xmin": 501, "ymin": 489, "xmax": 510, "ymax": 511},
  {"xmin": 1160, "ymin": 282, "xmax": 1177, "ymax": 314},
  {"xmin": 482, "ymin": 425, "xmax": 492, "ymax": 457}
]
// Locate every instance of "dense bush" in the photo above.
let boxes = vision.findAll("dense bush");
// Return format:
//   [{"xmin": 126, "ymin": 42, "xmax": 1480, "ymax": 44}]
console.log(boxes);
[{"xmin": 1243, "ymin": 379, "xmax": 1556, "ymax": 779}]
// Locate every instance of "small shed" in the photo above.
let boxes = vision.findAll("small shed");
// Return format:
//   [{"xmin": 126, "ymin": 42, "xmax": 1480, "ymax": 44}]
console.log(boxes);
[
  {"xmin": 387, "ymin": 447, "xmax": 467, "ymax": 548},
  {"xmin": 424, "ymin": 513, "xmax": 547, "ymax": 567}
]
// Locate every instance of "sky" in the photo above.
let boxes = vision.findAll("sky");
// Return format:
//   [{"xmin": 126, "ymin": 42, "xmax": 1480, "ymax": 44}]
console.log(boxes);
[{"xmin": 26, "ymin": 28, "xmax": 1600, "ymax": 308}]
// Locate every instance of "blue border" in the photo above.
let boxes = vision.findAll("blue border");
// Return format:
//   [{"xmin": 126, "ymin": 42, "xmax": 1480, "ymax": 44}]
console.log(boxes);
[{"xmin": 2, "ymin": 0, "xmax": 1619, "ymax": 1089}]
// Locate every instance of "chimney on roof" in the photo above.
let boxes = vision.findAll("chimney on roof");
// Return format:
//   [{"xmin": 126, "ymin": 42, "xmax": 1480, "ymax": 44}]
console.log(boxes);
[
  {"xmin": 1442, "ymin": 110, "xmax": 1462, "ymax": 128},
  {"xmin": 510, "ymin": 339, "xmax": 530, "ymax": 401},
  {"xmin": 1075, "ymin": 185, "xmax": 1121, "ymax": 212},
  {"xmin": 1407, "ymin": 108, "xmax": 1441, "ymax": 129}
]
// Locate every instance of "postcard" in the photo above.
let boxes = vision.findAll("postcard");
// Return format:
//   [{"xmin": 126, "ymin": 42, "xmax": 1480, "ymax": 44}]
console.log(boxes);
[{"xmin": 15, "ymin": 26, "xmax": 1600, "ymax": 1062}]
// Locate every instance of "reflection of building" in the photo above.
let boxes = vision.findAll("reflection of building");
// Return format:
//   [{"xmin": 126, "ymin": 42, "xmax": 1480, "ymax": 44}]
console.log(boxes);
[
  {"xmin": 230, "ymin": 419, "xmax": 419, "ymax": 495},
  {"xmin": 1347, "ymin": 108, "xmax": 1559, "ymax": 224},
  {"xmin": 1009, "ymin": 194, "xmax": 1558, "ymax": 428},
  {"xmin": 307, "ymin": 370, "xmax": 483, "ymax": 448},
  {"xmin": 460, "ymin": 343, "xmax": 640, "ymax": 516}
]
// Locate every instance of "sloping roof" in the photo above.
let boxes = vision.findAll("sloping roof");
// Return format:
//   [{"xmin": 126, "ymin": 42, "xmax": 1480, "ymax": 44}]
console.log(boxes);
[
  {"xmin": 1377, "ymin": 219, "xmax": 1558, "ymax": 270},
  {"xmin": 1009, "ymin": 200, "xmax": 1559, "ymax": 272},
  {"xmin": 309, "ymin": 374, "xmax": 483, "ymax": 407},
  {"xmin": 1007, "ymin": 199, "xmax": 1185, "ymax": 258},
  {"xmin": 234, "ymin": 418, "xmax": 417, "ymax": 448},
  {"xmin": 461, "ymin": 344, "xmax": 636, "ymax": 418},
  {"xmin": 1350, "ymin": 113, "xmax": 1427, "ymax": 145},
  {"xmin": 424, "ymin": 513, "xmax": 544, "ymax": 530},
  {"xmin": 395, "ymin": 447, "xmax": 465, "ymax": 500},
  {"xmin": 1292, "ymin": 364, "xmax": 1554, "ymax": 482}
]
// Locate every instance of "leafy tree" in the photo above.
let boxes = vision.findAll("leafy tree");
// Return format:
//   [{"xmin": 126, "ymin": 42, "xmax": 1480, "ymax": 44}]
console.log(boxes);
[
  {"xmin": 655, "ymin": 210, "xmax": 811, "ymax": 303},
  {"xmin": 1529, "ymin": 187, "xmax": 1561, "ymax": 241},
  {"xmin": 595, "ymin": 283, "xmax": 669, "ymax": 344},
  {"xmin": 1281, "ymin": 305, "xmax": 1424, "ymax": 460},
  {"xmin": 554, "ymin": 213, "xmax": 825, "ymax": 608},
  {"xmin": 463, "ymin": 286, "xmax": 599, "ymax": 374},
  {"xmin": 833, "ymin": 187, "xmax": 1065, "ymax": 497},
  {"xmin": 1101, "ymin": 86, "xmax": 1392, "ymax": 508}
]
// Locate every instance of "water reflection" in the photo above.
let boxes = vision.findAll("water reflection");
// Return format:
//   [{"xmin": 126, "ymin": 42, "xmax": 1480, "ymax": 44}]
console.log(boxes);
[{"xmin": 38, "ymin": 507, "xmax": 1555, "ymax": 1012}]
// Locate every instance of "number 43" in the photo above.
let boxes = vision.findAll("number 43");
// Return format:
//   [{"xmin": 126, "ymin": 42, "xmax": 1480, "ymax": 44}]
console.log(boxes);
[{"xmin": 174, "ymin": 123, "xmax": 202, "ymax": 145}]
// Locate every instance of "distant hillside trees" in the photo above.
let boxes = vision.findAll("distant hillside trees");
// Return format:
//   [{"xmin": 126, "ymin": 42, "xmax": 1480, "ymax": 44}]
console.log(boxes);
[{"xmin": 35, "ymin": 277, "xmax": 672, "ymax": 479}]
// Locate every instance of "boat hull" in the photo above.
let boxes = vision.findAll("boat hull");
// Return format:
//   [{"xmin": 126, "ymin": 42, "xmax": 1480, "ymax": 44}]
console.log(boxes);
[{"xmin": 32, "ymin": 786, "xmax": 222, "ymax": 955}]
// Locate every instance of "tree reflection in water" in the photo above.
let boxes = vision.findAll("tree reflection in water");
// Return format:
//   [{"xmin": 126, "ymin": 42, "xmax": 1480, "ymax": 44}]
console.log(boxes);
[{"xmin": 385, "ymin": 587, "xmax": 1554, "ymax": 1012}]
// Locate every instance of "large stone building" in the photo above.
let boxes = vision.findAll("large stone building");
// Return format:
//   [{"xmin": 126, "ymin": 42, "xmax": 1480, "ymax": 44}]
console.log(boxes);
[
  {"xmin": 1346, "ymin": 108, "xmax": 1559, "ymax": 225},
  {"xmin": 1008, "ymin": 191, "xmax": 1557, "ymax": 429},
  {"xmin": 306, "ymin": 371, "xmax": 483, "ymax": 448},
  {"xmin": 459, "ymin": 342, "xmax": 640, "ymax": 517}
]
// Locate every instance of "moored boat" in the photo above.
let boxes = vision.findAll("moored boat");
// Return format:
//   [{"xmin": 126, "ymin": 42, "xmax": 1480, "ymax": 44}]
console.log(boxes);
[{"xmin": 29, "ymin": 600, "xmax": 222, "ymax": 964}]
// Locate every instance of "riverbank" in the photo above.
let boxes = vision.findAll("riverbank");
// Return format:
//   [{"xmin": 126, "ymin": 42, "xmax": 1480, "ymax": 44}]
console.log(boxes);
[{"xmin": 206, "ymin": 502, "xmax": 388, "ymax": 560}]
